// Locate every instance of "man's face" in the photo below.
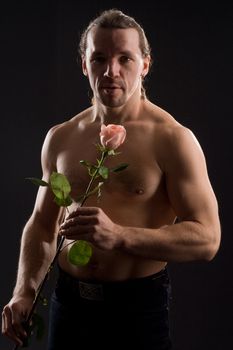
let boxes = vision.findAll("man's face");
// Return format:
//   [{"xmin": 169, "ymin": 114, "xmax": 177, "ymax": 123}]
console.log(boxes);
[{"xmin": 82, "ymin": 27, "xmax": 150, "ymax": 108}]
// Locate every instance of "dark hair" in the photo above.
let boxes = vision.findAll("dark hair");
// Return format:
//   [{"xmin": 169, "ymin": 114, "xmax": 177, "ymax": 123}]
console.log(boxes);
[
  {"xmin": 79, "ymin": 9, "xmax": 152, "ymax": 98},
  {"xmin": 79, "ymin": 9, "xmax": 151, "ymax": 59}
]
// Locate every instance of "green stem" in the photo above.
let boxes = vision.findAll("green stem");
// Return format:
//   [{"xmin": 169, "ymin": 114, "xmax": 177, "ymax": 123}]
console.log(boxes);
[
  {"xmin": 79, "ymin": 150, "xmax": 107, "ymax": 207},
  {"xmin": 13, "ymin": 234, "xmax": 66, "ymax": 350},
  {"xmin": 14, "ymin": 151, "xmax": 108, "ymax": 350},
  {"xmin": 56, "ymin": 152, "xmax": 107, "ymax": 254}
]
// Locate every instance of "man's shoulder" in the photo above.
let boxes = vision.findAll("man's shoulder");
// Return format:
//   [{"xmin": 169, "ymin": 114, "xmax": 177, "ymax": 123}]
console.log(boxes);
[
  {"xmin": 145, "ymin": 101, "xmax": 186, "ymax": 134},
  {"xmin": 45, "ymin": 107, "xmax": 93, "ymax": 140},
  {"xmin": 145, "ymin": 101, "xmax": 201, "ymax": 155},
  {"xmin": 156, "ymin": 116, "xmax": 198, "ymax": 153},
  {"xmin": 156, "ymin": 120, "xmax": 203, "ymax": 169}
]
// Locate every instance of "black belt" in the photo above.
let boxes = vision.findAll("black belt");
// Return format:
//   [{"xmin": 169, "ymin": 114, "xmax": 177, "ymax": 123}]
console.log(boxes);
[{"xmin": 56, "ymin": 267, "xmax": 168, "ymax": 302}]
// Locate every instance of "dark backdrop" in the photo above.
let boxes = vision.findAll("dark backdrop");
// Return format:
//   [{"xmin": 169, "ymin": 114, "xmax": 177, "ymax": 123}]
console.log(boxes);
[{"xmin": 1, "ymin": 0, "xmax": 232, "ymax": 349}]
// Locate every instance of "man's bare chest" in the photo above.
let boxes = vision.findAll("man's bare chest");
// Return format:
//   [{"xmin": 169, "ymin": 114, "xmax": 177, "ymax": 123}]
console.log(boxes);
[{"xmin": 56, "ymin": 137, "xmax": 164, "ymax": 203}]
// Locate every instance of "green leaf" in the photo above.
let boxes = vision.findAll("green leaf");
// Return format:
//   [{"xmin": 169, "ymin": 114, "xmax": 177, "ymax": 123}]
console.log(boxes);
[
  {"xmin": 68, "ymin": 240, "xmax": 92, "ymax": 266},
  {"xmin": 98, "ymin": 166, "xmax": 109, "ymax": 179},
  {"xmin": 26, "ymin": 177, "xmax": 49, "ymax": 187},
  {"xmin": 80, "ymin": 160, "xmax": 99, "ymax": 177},
  {"xmin": 111, "ymin": 163, "xmax": 129, "ymax": 173},
  {"xmin": 49, "ymin": 172, "xmax": 71, "ymax": 199},
  {"xmin": 54, "ymin": 195, "xmax": 73, "ymax": 207}
]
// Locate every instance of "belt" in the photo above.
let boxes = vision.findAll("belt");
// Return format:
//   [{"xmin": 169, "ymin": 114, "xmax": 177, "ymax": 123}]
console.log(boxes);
[{"xmin": 56, "ymin": 267, "xmax": 168, "ymax": 302}]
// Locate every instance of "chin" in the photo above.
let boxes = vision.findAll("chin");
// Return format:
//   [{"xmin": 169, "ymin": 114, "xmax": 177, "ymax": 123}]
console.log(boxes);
[{"xmin": 99, "ymin": 96, "xmax": 127, "ymax": 108}]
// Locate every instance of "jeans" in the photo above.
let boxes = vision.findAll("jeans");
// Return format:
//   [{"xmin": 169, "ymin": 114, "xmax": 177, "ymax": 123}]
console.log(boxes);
[{"xmin": 47, "ymin": 267, "xmax": 172, "ymax": 349}]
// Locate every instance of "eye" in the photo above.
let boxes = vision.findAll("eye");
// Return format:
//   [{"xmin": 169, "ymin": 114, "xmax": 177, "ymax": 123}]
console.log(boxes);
[
  {"xmin": 91, "ymin": 56, "xmax": 106, "ymax": 64},
  {"xmin": 119, "ymin": 56, "xmax": 132, "ymax": 64}
]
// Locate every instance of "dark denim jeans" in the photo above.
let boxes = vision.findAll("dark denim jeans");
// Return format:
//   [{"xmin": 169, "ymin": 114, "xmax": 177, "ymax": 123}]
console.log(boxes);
[{"xmin": 47, "ymin": 268, "xmax": 172, "ymax": 350}]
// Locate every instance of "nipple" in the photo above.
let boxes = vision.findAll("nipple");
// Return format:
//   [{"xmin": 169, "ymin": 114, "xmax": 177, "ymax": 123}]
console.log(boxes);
[{"xmin": 136, "ymin": 188, "xmax": 144, "ymax": 195}]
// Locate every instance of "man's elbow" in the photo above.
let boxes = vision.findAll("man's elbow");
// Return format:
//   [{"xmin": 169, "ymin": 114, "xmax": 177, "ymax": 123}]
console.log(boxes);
[{"xmin": 203, "ymin": 226, "xmax": 221, "ymax": 261}]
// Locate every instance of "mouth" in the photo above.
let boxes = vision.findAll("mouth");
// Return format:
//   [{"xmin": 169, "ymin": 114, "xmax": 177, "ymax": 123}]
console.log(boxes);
[
  {"xmin": 100, "ymin": 85, "xmax": 122, "ymax": 89},
  {"xmin": 99, "ymin": 80, "xmax": 124, "ymax": 89},
  {"xmin": 100, "ymin": 86, "xmax": 123, "ymax": 96}
]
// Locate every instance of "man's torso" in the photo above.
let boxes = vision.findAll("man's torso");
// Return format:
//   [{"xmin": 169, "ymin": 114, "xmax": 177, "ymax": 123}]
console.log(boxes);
[{"xmin": 54, "ymin": 101, "xmax": 179, "ymax": 280}]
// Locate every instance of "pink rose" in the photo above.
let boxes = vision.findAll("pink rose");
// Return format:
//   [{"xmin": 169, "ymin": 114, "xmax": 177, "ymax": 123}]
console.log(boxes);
[{"xmin": 100, "ymin": 124, "xmax": 126, "ymax": 150}]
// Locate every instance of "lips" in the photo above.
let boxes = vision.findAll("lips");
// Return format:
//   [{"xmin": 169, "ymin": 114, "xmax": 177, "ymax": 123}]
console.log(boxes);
[
  {"xmin": 100, "ymin": 85, "xmax": 121, "ymax": 89},
  {"xmin": 99, "ymin": 80, "xmax": 124, "ymax": 90}
]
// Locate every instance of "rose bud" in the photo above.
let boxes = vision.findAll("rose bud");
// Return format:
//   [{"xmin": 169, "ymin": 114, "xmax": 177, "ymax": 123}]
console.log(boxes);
[{"xmin": 100, "ymin": 124, "xmax": 126, "ymax": 150}]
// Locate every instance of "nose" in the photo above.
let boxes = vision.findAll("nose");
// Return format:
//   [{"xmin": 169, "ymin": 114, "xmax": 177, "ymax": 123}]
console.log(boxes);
[{"xmin": 103, "ymin": 60, "xmax": 120, "ymax": 78}]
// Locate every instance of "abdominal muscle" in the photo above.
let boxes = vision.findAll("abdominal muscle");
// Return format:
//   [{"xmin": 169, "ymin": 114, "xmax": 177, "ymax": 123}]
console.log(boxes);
[
  {"xmin": 57, "ymin": 193, "xmax": 169, "ymax": 280},
  {"xmin": 57, "ymin": 199, "xmax": 170, "ymax": 282},
  {"xmin": 58, "ymin": 241, "xmax": 167, "ymax": 282}
]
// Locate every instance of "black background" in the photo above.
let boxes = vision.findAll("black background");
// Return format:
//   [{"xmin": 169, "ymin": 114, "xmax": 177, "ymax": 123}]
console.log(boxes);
[{"xmin": 1, "ymin": 0, "xmax": 232, "ymax": 349}]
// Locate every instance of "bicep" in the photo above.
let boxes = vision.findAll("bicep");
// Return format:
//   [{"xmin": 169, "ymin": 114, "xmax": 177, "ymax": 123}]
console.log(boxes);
[
  {"xmin": 165, "ymin": 128, "xmax": 218, "ymax": 225},
  {"xmin": 32, "ymin": 185, "xmax": 65, "ymax": 233},
  {"xmin": 30, "ymin": 127, "xmax": 65, "ymax": 234}
]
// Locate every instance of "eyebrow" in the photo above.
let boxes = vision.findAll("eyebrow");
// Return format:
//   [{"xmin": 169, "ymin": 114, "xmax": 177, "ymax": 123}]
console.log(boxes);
[
  {"xmin": 90, "ymin": 50, "xmax": 135, "ymax": 57},
  {"xmin": 90, "ymin": 51, "xmax": 104, "ymax": 56},
  {"xmin": 119, "ymin": 50, "xmax": 135, "ymax": 56}
]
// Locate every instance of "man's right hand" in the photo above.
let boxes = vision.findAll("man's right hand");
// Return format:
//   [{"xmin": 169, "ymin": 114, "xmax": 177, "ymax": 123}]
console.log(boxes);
[{"xmin": 2, "ymin": 295, "xmax": 34, "ymax": 346}]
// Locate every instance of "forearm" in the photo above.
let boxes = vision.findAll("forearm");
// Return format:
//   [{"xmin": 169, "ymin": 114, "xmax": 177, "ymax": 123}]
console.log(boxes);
[
  {"xmin": 119, "ymin": 220, "xmax": 220, "ymax": 262},
  {"xmin": 13, "ymin": 219, "xmax": 57, "ymax": 298}
]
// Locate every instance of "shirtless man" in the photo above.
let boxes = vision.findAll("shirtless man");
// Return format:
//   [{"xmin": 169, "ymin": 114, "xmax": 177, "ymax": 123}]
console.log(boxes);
[{"xmin": 2, "ymin": 9, "xmax": 221, "ymax": 350}]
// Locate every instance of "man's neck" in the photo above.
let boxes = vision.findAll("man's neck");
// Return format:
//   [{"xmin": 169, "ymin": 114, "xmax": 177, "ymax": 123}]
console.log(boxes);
[{"xmin": 92, "ymin": 95, "xmax": 147, "ymax": 125}]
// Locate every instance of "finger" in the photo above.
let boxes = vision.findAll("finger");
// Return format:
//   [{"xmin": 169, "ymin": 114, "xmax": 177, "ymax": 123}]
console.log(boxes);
[
  {"xmin": 10, "ymin": 307, "xmax": 28, "ymax": 341},
  {"xmin": 76, "ymin": 215, "xmax": 99, "ymax": 225},
  {"xmin": 2, "ymin": 311, "xmax": 6, "ymax": 333},
  {"xmin": 60, "ymin": 224, "xmax": 94, "ymax": 238},
  {"xmin": 61, "ymin": 215, "xmax": 98, "ymax": 230},
  {"xmin": 2, "ymin": 308, "xmax": 25, "ymax": 346},
  {"xmin": 67, "ymin": 207, "xmax": 100, "ymax": 219}
]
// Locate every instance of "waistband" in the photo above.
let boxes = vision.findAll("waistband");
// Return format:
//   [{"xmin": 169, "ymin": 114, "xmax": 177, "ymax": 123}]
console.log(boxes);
[{"xmin": 56, "ymin": 267, "xmax": 169, "ymax": 302}]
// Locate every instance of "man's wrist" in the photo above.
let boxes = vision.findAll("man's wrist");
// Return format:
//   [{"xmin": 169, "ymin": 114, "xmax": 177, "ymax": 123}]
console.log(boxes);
[
  {"xmin": 13, "ymin": 284, "xmax": 36, "ymax": 300},
  {"xmin": 114, "ymin": 224, "xmax": 127, "ymax": 249}
]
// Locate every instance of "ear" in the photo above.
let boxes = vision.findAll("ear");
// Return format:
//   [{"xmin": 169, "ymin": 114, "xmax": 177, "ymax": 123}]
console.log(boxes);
[
  {"xmin": 82, "ymin": 56, "xmax": 88, "ymax": 76},
  {"xmin": 141, "ymin": 55, "xmax": 150, "ymax": 78}
]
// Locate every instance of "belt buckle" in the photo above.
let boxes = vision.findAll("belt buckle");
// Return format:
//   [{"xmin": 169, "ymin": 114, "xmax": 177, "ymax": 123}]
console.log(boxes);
[{"xmin": 79, "ymin": 281, "xmax": 104, "ymax": 301}]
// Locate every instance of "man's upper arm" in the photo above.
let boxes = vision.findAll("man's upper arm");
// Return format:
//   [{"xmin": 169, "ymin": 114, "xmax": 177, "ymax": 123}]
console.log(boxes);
[
  {"xmin": 30, "ymin": 126, "xmax": 65, "ymax": 234},
  {"xmin": 164, "ymin": 127, "xmax": 220, "ymax": 232}
]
